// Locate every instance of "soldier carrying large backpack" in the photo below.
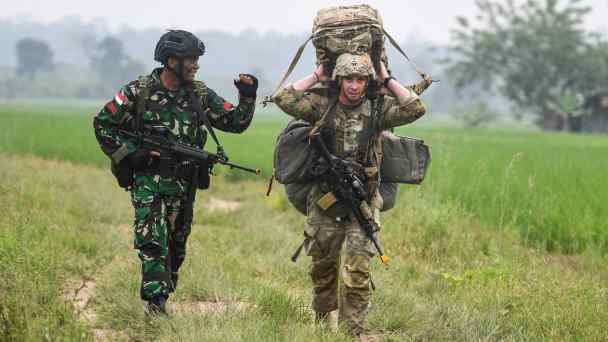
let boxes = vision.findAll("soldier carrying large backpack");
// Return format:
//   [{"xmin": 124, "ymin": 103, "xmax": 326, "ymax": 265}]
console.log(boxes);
[
  {"xmin": 273, "ymin": 53, "xmax": 431, "ymax": 337},
  {"xmin": 270, "ymin": 4, "xmax": 434, "ymax": 337}
]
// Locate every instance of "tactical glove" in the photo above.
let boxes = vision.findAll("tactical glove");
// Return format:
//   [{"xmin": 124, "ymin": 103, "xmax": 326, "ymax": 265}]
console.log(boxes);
[
  {"xmin": 127, "ymin": 148, "xmax": 152, "ymax": 169},
  {"xmin": 234, "ymin": 74, "xmax": 258, "ymax": 98}
]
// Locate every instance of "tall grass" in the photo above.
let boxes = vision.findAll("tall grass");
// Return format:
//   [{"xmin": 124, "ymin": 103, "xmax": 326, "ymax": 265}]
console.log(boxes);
[
  {"xmin": 2, "ymin": 105, "xmax": 607, "ymax": 254},
  {"xmin": 3, "ymin": 153, "xmax": 608, "ymax": 340}
]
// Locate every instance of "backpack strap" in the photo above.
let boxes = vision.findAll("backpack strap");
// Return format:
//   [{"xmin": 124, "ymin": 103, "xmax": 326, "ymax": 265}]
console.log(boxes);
[
  {"xmin": 188, "ymin": 81, "xmax": 227, "ymax": 159},
  {"xmin": 382, "ymin": 28, "xmax": 427, "ymax": 78},
  {"xmin": 136, "ymin": 75, "xmax": 153, "ymax": 134},
  {"xmin": 271, "ymin": 35, "xmax": 313, "ymax": 97}
]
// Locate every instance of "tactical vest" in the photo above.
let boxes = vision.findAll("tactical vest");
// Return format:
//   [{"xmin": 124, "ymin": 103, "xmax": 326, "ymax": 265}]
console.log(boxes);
[
  {"xmin": 275, "ymin": 94, "xmax": 430, "ymax": 214},
  {"xmin": 136, "ymin": 75, "xmax": 209, "ymax": 146},
  {"xmin": 111, "ymin": 75, "xmax": 211, "ymax": 189}
]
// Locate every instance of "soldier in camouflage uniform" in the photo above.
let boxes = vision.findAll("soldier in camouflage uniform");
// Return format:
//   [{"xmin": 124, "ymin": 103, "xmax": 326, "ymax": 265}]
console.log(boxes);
[
  {"xmin": 273, "ymin": 53, "xmax": 430, "ymax": 337},
  {"xmin": 93, "ymin": 30, "xmax": 257, "ymax": 315}
]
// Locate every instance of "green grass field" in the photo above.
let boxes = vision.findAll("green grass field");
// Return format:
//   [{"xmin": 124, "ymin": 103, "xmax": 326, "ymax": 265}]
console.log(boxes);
[
  {"xmin": 2, "ymin": 105, "xmax": 606, "ymax": 254},
  {"xmin": 1, "ymin": 104, "xmax": 608, "ymax": 340}
]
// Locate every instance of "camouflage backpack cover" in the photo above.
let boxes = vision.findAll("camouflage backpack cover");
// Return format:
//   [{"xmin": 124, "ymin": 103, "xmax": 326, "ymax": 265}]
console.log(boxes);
[
  {"xmin": 270, "ymin": 4, "xmax": 424, "ymax": 96},
  {"xmin": 312, "ymin": 4, "xmax": 385, "ymax": 78}
]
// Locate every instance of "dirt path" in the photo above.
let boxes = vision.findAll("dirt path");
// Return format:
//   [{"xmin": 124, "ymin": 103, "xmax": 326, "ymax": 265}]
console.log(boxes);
[
  {"xmin": 64, "ymin": 278, "xmax": 130, "ymax": 341},
  {"xmin": 206, "ymin": 198, "xmax": 241, "ymax": 212}
]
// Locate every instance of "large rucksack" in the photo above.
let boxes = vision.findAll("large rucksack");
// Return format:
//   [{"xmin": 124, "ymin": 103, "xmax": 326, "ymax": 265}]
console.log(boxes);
[
  {"xmin": 270, "ymin": 4, "xmax": 424, "ymax": 96},
  {"xmin": 273, "ymin": 120, "xmax": 431, "ymax": 215}
]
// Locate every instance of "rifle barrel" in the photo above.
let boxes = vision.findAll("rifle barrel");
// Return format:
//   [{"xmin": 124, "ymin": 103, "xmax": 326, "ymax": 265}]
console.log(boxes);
[{"xmin": 117, "ymin": 129, "xmax": 259, "ymax": 175}]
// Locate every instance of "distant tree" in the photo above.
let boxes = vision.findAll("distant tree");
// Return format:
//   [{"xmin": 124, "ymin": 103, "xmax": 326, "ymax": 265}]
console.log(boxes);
[
  {"xmin": 91, "ymin": 36, "xmax": 145, "ymax": 90},
  {"xmin": 444, "ymin": 0, "xmax": 608, "ymax": 129},
  {"xmin": 450, "ymin": 100, "xmax": 499, "ymax": 128},
  {"xmin": 15, "ymin": 38, "xmax": 54, "ymax": 79}
]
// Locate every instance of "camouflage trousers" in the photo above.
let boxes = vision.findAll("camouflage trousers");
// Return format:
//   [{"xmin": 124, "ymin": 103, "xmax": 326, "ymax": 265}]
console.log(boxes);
[
  {"xmin": 303, "ymin": 214, "xmax": 377, "ymax": 336},
  {"xmin": 130, "ymin": 174, "xmax": 193, "ymax": 301}
]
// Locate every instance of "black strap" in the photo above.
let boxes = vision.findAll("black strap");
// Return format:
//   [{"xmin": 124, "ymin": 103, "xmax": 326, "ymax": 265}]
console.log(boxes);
[
  {"xmin": 188, "ymin": 86, "xmax": 227, "ymax": 160},
  {"xmin": 272, "ymin": 35, "xmax": 313, "ymax": 97}
]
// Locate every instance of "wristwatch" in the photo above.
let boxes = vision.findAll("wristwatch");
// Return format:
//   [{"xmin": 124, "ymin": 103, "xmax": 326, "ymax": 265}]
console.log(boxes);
[{"xmin": 382, "ymin": 76, "xmax": 396, "ymax": 88}]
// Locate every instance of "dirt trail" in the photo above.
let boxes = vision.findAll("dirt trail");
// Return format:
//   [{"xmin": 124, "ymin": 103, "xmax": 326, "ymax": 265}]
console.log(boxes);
[
  {"xmin": 206, "ymin": 198, "xmax": 241, "ymax": 212},
  {"xmin": 170, "ymin": 300, "xmax": 250, "ymax": 315},
  {"xmin": 64, "ymin": 278, "xmax": 130, "ymax": 341}
]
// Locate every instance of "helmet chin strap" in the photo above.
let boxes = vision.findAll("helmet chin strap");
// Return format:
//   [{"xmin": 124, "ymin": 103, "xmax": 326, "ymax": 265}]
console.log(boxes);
[{"xmin": 166, "ymin": 59, "xmax": 187, "ymax": 85}]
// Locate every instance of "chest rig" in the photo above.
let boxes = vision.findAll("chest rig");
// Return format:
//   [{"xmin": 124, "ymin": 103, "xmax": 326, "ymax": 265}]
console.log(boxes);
[
  {"xmin": 313, "ymin": 94, "xmax": 386, "ymax": 179},
  {"xmin": 135, "ymin": 75, "xmax": 210, "ymax": 147},
  {"xmin": 133, "ymin": 75, "xmax": 227, "ymax": 191}
]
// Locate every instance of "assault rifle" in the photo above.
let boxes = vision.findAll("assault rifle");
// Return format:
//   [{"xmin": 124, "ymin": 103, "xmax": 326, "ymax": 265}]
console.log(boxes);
[
  {"xmin": 119, "ymin": 127, "xmax": 261, "ymax": 175},
  {"xmin": 309, "ymin": 131, "xmax": 389, "ymax": 266}
]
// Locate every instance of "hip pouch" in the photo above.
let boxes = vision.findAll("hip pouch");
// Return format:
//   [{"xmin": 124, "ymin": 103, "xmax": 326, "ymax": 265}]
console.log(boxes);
[
  {"xmin": 111, "ymin": 159, "xmax": 134, "ymax": 188},
  {"xmin": 380, "ymin": 131, "xmax": 431, "ymax": 184}
]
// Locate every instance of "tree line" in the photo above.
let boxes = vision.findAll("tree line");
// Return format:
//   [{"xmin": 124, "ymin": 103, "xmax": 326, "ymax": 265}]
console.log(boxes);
[{"xmin": 3, "ymin": 0, "xmax": 608, "ymax": 132}]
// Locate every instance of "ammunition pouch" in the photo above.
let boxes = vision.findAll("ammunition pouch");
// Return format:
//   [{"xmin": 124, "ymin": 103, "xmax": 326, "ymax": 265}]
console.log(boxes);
[
  {"xmin": 174, "ymin": 159, "xmax": 210, "ymax": 190},
  {"xmin": 129, "ymin": 154, "xmax": 211, "ymax": 190},
  {"xmin": 380, "ymin": 132, "xmax": 431, "ymax": 184},
  {"xmin": 111, "ymin": 159, "xmax": 134, "ymax": 188}
]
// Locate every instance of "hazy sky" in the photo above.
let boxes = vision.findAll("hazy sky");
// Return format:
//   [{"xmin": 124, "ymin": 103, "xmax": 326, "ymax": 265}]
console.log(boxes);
[{"xmin": 4, "ymin": 0, "xmax": 608, "ymax": 43}]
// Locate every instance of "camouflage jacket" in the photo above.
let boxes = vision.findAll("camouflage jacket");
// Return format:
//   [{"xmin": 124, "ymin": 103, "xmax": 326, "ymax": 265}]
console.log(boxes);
[
  {"xmin": 273, "ymin": 80, "xmax": 427, "ymax": 222},
  {"xmin": 272, "ymin": 80, "xmax": 428, "ymax": 161},
  {"xmin": 93, "ymin": 68, "xmax": 255, "ymax": 164}
]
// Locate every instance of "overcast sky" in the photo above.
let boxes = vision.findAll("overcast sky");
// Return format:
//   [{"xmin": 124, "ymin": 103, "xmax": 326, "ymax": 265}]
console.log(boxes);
[{"xmin": 3, "ymin": 0, "xmax": 608, "ymax": 43}]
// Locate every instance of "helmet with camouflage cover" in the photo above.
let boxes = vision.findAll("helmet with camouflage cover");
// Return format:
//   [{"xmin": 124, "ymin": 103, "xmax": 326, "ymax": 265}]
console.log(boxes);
[
  {"xmin": 332, "ymin": 53, "xmax": 376, "ymax": 80},
  {"xmin": 154, "ymin": 30, "xmax": 205, "ymax": 64}
]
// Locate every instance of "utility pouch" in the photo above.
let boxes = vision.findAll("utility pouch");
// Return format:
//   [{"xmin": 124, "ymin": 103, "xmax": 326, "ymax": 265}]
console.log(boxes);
[
  {"xmin": 196, "ymin": 160, "xmax": 211, "ymax": 190},
  {"xmin": 159, "ymin": 155, "xmax": 176, "ymax": 178},
  {"xmin": 110, "ymin": 160, "xmax": 134, "ymax": 188},
  {"xmin": 380, "ymin": 131, "xmax": 431, "ymax": 184},
  {"xmin": 317, "ymin": 192, "xmax": 338, "ymax": 211}
]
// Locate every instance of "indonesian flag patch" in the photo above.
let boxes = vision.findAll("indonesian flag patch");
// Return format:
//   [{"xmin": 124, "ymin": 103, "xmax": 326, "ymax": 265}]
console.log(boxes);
[
  {"xmin": 114, "ymin": 91, "xmax": 126, "ymax": 106},
  {"xmin": 223, "ymin": 102, "xmax": 233, "ymax": 111},
  {"xmin": 105, "ymin": 101, "xmax": 117, "ymax": 114}
]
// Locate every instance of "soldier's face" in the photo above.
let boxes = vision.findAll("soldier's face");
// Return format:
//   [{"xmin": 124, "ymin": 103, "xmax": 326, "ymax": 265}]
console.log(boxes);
[
  {"xmin": 340, "ymin": 76, "xmax": 368, "ymax": 103},
  {"xmin": 181, "ymin": 57, "xmax": 200, "ymax": 82}
]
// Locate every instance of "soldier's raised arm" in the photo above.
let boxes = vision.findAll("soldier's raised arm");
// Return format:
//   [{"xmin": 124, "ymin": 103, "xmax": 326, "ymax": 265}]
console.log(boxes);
[
  {"xmin": 204, "ymin": 74, "xmax": 257, "ymax": 133},
  {"xmin": 272, "ymin": 64, "xmax": 330, "ymax": 124},
  {"xmin": 93, "ymin": 81, "xmax": 140, "ymax": 164},
  {"xmin": 378, "ymin": 62, "xmax": 428, "ymax": 130}
]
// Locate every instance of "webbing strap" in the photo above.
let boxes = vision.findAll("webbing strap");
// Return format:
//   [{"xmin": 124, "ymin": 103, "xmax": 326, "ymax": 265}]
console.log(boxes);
[
  {"xmin": 382, "ymin": 28, "xmax": 425, "ymax": 77},
  {"xmin": 271, "ymin": 35, "xmax": 313, "ymax": 96},
  {"xmin": 188, "ymin": 86, "xmax": 226, "ymax": 159},
  {"xmin": 135, "ymin": 75, "xmax": 153, "ymax": 146}
]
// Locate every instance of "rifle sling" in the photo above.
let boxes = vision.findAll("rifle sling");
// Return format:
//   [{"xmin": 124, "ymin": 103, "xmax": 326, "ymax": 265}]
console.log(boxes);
[{"xmin": 188, "ymin": 86, "xmax": 224, "ymax": 153}]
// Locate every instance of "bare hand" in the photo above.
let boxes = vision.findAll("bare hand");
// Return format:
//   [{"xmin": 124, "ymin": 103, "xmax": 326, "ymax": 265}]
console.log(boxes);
[
  {"xmin": 421, "ymin": 73, "xmax": 433, "ymax": 85},
  {"xmin": 378, "ymin": 62, "xmax": 390, "ymax": 81},
  {"xmin": 150, "ymin": 150, "xmax": 161, "ymax": 158},
  {"xmin": 314, "ymin": 64, "xmax": 329, "ymax": 83}
]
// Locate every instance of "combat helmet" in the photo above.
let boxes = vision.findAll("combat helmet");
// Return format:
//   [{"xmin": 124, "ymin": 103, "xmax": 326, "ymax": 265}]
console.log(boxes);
[
  {"xmin": 332, "ymin": 53, "xmax": 376, "ymax": 80},
  {"xmin": 154, "ymin": 30, "xmax": 205, "ymax": 64}
]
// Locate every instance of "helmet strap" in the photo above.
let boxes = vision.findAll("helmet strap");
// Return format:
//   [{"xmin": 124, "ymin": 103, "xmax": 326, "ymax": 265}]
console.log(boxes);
[{"xmin": 165, "ymin": 58, "xmax": 186, "ymax": 85}]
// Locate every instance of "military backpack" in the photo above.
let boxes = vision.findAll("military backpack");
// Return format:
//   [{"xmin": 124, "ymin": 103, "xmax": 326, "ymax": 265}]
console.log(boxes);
[{"xmin": 273, "ymin": 118, "xmax": 431, "ymax": 215}]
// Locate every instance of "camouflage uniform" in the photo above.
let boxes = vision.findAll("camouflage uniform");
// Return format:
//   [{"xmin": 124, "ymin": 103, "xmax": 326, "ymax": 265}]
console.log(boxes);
[
  {"xmin": 93, "ymin": 68, "xmax": 255, "ymax": 301},
  {"xmin": 273, "ymin": 73, "xmax": 428, "ymax": 335}
]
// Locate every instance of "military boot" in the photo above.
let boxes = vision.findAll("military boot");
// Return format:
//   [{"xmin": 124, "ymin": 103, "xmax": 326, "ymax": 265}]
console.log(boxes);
[
  {"xmin": 145, "ymin": 294, "xmax": 169, "ymax": 317},
  {"xmin": 171, "ymin": 272, "xmax": 179, "ymax": 292},
  {"xmin": 315, "ymin": 311, "xmax": 330, "ymax": 324}
]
